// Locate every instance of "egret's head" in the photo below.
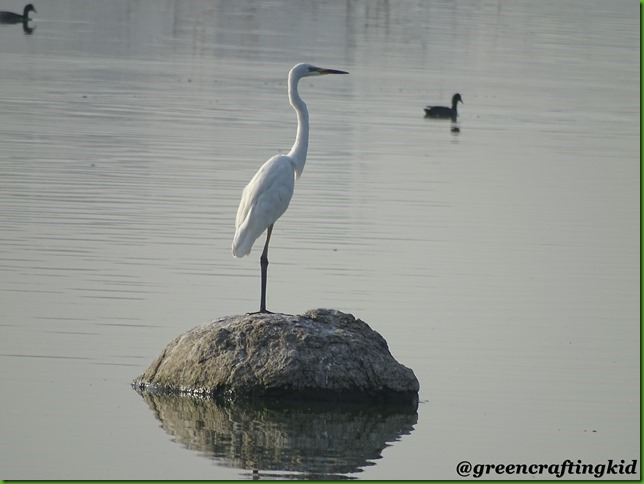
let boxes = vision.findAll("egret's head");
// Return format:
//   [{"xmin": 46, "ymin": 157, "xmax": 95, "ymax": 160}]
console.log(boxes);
[
  {"xmin": 24, "ymin": 4, "xmax": 37, "ymax": 14},
  {"xmin": 452, "ymin": 93, "xmax": 463, "ymax": 105},
  {"xmin": 290, "ymin": 63, "xmax": 349, "ymax": 80}
]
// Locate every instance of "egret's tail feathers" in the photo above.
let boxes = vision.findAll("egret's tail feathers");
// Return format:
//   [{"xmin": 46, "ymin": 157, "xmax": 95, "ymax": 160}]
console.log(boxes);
[
  {"xmin": 232, "ymin": 223, "xmax": 263, "ymax": 258},
  {"xmin": 232, "ymin": 234, "xmax": 252, "ymax": 258}
]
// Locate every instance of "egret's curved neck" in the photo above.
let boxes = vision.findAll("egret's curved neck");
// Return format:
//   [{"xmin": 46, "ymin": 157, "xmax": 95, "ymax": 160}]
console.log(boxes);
[{"xmin": 287, "ymin": 74, "xmax": 309, "ymax": 180}]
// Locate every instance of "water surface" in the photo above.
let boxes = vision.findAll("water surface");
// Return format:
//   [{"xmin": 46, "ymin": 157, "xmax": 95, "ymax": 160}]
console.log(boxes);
[{"xmin": 0, "ymin": 0, "xmax": 639, "ymax": 479}]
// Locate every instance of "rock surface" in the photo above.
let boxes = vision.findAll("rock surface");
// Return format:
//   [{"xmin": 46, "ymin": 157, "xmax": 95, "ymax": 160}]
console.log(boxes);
[{"xmin": 133, "ymin": 309, "xmax": 419, "ymax": 405}]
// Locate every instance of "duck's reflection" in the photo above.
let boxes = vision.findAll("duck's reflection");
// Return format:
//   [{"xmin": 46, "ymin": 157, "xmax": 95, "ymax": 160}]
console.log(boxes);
[
  {"xmin": 137, "ymin": 391, "xmax": 418, "ymax": 479},
  {"xmin": 21, "ymin": 19, "xmax": 35, "ymax": 34}
]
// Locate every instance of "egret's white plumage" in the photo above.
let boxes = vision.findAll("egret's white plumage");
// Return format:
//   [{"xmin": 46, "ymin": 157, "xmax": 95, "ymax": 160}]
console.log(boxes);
[
  {"xmin": 232, "ymin": 153, "xmax": 295, "ymax": 258},
  {"xmin": 232, "ymin": 63, "xmax": 348, "ymax": 313}
]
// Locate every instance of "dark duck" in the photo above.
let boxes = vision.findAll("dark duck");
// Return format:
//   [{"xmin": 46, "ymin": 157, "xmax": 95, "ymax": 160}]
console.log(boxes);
[
  {"xmin": 0, "ymin": 4, "xmax": 37, "ymax": 23},
  {"xmin": 424, "ymin": 93, "xmax": 463, "ymax": 120}
]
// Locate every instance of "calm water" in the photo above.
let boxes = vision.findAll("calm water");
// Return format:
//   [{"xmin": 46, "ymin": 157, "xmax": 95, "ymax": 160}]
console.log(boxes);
[{"xmin": 0, "ymin": 0, "xmax": 639, "ymax": 479}]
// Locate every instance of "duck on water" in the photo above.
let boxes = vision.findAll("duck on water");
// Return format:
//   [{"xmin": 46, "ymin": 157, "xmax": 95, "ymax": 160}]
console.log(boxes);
[
  {"xmin": 424, "ymin": 93, "xmax": 463, "ymax": 120},
  {"xmin": 0, "ymin": 4, "xmax": 37, "ymax": 24}
]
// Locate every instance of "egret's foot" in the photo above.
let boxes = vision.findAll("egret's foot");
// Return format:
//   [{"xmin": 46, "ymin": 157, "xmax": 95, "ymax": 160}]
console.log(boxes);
[{"xmin": 247, "ymin": 309, "xmax": 273, "ymax": 315}]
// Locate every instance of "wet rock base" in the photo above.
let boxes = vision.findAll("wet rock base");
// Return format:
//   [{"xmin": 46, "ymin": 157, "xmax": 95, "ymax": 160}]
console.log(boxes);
[{"xmin": 133, "ymin": 309, "xmax": 419, "ymax": 406}]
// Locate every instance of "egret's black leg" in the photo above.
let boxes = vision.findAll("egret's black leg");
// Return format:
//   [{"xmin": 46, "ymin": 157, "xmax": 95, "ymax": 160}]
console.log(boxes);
[{"xmin": 258, "ymin": 224, "xmax": 273, "ymax": 314}]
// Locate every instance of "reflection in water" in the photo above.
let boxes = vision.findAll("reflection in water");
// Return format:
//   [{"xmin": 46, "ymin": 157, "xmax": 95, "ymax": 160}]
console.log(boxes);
[
  {"xmin": 0, "ymin": 16, "xmax": 36, "ymax": 34},
  {"xmin": 21, "ymin": 19, "xmax": 35, "ymax": 34},
  {"xmin": 424, "ymin": 113, "xmax": 461, "ymax": 136},
  {"xmin": 137, "ymin": 391, "xmax": 418, "ymax": 479}
]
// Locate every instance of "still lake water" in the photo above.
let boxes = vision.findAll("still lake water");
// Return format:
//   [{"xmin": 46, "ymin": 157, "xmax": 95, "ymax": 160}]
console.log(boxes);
[{"xmin": 0, "ymin": 0, "xmax": 639, "ymax": 479}]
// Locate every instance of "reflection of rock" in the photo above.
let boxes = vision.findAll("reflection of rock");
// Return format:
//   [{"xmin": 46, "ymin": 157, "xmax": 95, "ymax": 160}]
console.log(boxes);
[
  {"xmin": 137, "ymin": 390, "xmax": 418, "ymax": 478},
  {"xmin": 134, "ymin": 309, "xmax": 419, "ymax": 405}
]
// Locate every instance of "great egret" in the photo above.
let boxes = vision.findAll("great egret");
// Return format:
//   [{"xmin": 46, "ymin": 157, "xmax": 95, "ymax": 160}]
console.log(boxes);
[
  {"xmin": 232, "ymin": 63, "xmax": 349, "ymax": 313},
  {"xmin": 424, "ymin": 93, "xmax": 463, "ymax": 120},
  {"xmin": 0, "ymin": 4, "xmax": 36, "ymax": 23}
]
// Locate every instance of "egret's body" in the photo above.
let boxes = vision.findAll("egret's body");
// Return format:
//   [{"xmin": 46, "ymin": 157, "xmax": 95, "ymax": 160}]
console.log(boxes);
[
  {"xmin": 232, "ymin": 63, "xmax": 348, "ymax": 313},
  {"xmin": 424, "ymin": 93, "xmax": 463, "ymax": 120},
  {"xmin": 232, "ymin": 154, "xmax": 295, "ymax": 258},
  {"xmin": 0, "ymin": 3, "xmax": 36, "ymax": 23}
]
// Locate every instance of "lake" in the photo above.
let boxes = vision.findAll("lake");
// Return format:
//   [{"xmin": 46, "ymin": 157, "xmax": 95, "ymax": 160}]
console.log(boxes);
[{"xmin": 0, "ymin": 0, "xmax": 639, "ymax": 479}]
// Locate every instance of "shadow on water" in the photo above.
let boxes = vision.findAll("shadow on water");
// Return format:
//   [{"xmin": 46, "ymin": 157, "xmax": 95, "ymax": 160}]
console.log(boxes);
[{"xmin": 136, "ymin": 390, "xmax": 418, "ymax": 479}]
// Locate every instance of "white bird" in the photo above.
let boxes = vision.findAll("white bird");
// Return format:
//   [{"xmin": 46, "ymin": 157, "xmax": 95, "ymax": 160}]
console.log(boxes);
[{"xmin": 232, "ymin": 63, "xmax": 349, "ymax": 313}]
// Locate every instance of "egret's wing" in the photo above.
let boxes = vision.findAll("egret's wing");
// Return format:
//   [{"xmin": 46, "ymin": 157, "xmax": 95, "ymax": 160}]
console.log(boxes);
[{"xmin": 232, "ymin": 155, "xmax": 295, "ymax": 257}]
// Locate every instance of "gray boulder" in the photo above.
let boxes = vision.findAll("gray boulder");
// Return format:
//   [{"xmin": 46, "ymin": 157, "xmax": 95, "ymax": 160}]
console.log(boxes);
[{"xmin": 133, "ymin": 309, "xmax": 419, "ymax": 406}]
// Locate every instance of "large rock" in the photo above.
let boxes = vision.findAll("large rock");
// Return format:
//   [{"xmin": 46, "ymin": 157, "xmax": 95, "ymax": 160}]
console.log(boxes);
[{"xmin": 133, "ymin": 309, "xmax": 419, "ymax": 406}]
